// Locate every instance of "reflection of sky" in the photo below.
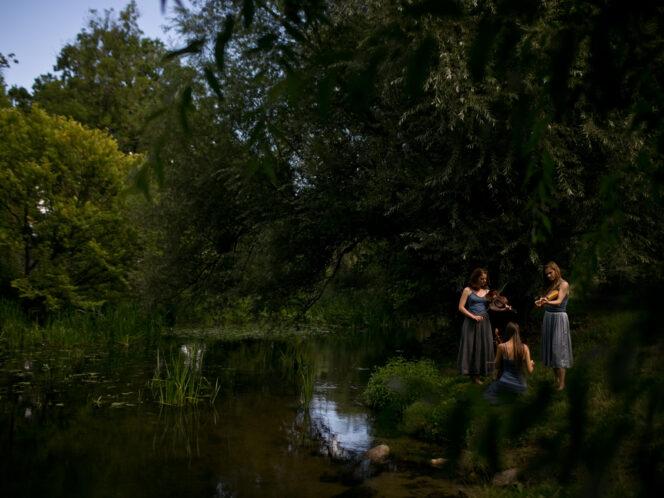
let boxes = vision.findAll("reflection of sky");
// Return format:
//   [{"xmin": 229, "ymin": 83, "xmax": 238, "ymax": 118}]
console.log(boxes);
[
  {"xmin": 180, "ymin": 343, "xmax": 205, "ymax": 372},
  {"xmin": 309, "ymin": 388, "xmax": 373, "ymax": 454}
]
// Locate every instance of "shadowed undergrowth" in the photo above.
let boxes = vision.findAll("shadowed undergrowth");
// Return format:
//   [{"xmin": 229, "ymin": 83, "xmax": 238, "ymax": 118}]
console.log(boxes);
[{"xmin": 364, "ymin": 307, "xmax": 662, "ymax": 496}]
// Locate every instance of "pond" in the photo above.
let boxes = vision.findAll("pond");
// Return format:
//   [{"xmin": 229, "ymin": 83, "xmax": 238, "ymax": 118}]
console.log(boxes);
[{"xmin": 0, "ymin": 323, "xmax": 463, "ymax": 497}]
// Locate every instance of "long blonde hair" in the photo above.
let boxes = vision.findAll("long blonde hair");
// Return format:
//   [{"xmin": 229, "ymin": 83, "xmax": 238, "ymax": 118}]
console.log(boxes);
[{"xmin": 542, "ymin": 261, "xmax": 563, "ymax": 294}]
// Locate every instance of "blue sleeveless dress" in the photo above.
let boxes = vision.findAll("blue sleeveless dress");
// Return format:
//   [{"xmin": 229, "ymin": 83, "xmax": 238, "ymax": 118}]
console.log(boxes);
[
  {"xmin": 483, "ymin": 345, "xmax": 527, "ymax": 404},
  {"xmin": 540, "ymin": 291, "xmax": 573, "ymax": 368},
  {"xmin": 457, "ymin": 291, "xmax": 494, "ymax": 376}
]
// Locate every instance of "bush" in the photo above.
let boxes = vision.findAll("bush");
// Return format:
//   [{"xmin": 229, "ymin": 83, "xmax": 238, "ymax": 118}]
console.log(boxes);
[{"xmin": 364, "ymin": 357, "xmax": 448, "ymax": 411}]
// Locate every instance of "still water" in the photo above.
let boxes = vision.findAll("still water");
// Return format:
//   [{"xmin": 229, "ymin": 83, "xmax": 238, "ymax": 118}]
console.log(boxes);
[{"xmin": 0, "ymin": 324, "xmax": 461, "ymax": 497}]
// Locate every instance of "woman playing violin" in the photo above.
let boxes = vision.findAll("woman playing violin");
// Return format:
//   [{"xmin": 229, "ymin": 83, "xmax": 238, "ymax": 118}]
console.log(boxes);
[
  {"xmin": 535, "ymin": 261, "xmax": 572, "ymax": 390},
  {"xmin": 457, "ymin": 268, "xmax": 495, "ymax": 384}
]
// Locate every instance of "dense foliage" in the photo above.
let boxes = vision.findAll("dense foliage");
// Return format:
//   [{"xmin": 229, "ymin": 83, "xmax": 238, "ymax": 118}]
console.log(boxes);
[
  {"xmin": 145, "ymin": 0, "xmax": 662, "ymax": 318},
  {"xmin": 0, "ymin": 107, "xmax": 141, "ymax": 310},
  {"xmin": 0, "ymin": 2, "xmax": 661, "ymax": 493},
  {"xmin": 1, "ymin": 0, "xmax": 662, "ymax": 317},
  {"xmin": 27, "ymin": 1, "xmax": 174, "ymax": 154}
]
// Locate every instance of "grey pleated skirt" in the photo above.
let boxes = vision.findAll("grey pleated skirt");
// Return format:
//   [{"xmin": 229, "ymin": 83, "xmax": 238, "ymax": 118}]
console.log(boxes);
[
  {"xmin": 540, "ymin": 311, "xmax": 573, "ymax": 368},
  {"xmin": 457, "ymin": 314, "xmax": 494, "ymax": 375}
]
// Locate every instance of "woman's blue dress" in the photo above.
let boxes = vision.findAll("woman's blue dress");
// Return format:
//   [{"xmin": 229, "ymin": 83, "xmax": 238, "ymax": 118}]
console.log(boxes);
[
  {"xmin": 484, "ymin": 345, "xmax": 527, "ymax": 404},
  {"xmin": 457, "ymin": 291, "xmax": 494, "ymax": 376},
  {"xmin": 540, "ymin": 292, "xmax": 573, "ymax": 368}
]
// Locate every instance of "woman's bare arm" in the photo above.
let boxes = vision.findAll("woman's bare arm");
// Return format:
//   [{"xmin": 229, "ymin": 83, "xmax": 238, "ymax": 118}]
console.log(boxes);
[{"xmin": 523, "ymin": 345, "xmax": 534, "ymax": 373}]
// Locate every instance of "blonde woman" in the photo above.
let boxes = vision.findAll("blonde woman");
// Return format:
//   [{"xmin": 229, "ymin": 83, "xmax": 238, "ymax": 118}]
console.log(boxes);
[
  {"xmin": 535, "ymin": 261, "xmax": 572, "ymax": 390},
  {"xmin": 458, "ymin": 268, "xmax": 494, "ymax": 384}
]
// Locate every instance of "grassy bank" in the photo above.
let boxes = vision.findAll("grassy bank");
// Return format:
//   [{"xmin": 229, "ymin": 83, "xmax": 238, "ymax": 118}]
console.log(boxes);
[
  {"xmin": 363, "ymin": 306, "xmax": 662, "ymax": 496},
  {"xmin": 0, "ymin": 299, "xmax": 163, "ymax": 348}
]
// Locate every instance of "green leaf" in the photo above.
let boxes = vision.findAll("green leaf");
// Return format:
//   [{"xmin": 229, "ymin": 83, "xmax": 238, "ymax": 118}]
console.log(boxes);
[
  {"xmin": 261, "ymin": 151, "xmax": 278, "ymax": 186},
  {"xmin": 282, "ymin": 21, "xmax": 306, "ymax": 43},
  {"xmin": 203, "ymin": 66, "xmax": 224, "ymax": 100},
  {"xmin": 178, "ymin": 86, "xmax": 193, "ymax": 133},
  {"xmin": 315, "ymin": 73, "xmax": 333, "ymax": 120},
  {"xmin": 255, "ymin": 33, "xmax": 279, "ymax": 51},
  {"xmin": 405, "ymin": 35, "xmax": 436, "ymax": 97},
  {"xmin": 215, "ymin": 15, "xmax": 235, "ymax": 71},
  {"xmin": 404, "ymin": 0, "xmax": 464, "ymax": 18},
  {"xmin": 468, "ymin": 18, "xmax": 499, "ymax": 81},
  {"xmin": 242, "ymin": 0, "xmax": 255, "ymax": 28},
  {"xmin": 165, "ymin": 38, "xmax": 205, "ymax": 59}
]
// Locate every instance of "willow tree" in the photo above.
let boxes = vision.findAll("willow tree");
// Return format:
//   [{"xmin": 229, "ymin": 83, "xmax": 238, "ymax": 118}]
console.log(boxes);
[
  {"xmin": 0, "ymin": 107, "xmax": 142, "ymax": 310},
  {"xmin": 148, "ymin": 0, "xmax": 662, "ymax": 318}
]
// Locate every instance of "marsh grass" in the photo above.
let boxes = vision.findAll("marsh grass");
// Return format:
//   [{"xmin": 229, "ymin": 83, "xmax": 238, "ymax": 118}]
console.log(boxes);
[
  {"xmin": 298, "ymin": 362, "xmax": 315, "ymax": 408},
  {"xmin": 0, "ymin": 299, "xmax": 42, "ymax": 347},
  {"xmin": 150, "ymin": 346, "xmax": 220, "ymax": 407},
  {"xmin": 0, "ymin": 299, "xmax": 162, "ymax": 348}
]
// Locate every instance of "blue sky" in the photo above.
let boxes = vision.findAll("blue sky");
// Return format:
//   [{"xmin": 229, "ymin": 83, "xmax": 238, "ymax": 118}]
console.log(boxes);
[{"xmin": 1, "ymin": 0, "xmax": 186, "ymax": 90}]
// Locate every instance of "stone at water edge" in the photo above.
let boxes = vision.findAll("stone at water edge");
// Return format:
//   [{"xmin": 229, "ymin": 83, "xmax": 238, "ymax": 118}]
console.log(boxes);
[
  {"xmin": 365, "ymin": 444, "xmax": 390, "ymax": 463},
  {"xmin": 492, "ymin": 468, "xmax": 519, "ymax": 486}
]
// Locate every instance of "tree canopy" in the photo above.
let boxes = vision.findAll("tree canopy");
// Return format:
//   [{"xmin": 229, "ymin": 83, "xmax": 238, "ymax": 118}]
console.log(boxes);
[
  {"xmin": 29, "ymin": 1, "xmax": 173, "ymax": 153},
  {"xmin": 1, "ymin": 0, "xmax": 662, "ymax": 317},
  {"xmin": 143, "ymin": 0, "xmax": 662, "ymax": 315},
  {"xmin": 0, "ymin": 107, "xmax": 142, "ymax": 310}
]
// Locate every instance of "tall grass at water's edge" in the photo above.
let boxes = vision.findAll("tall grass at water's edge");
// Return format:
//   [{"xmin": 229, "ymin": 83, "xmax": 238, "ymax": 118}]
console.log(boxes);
[
  {"xmin": 0, "ymin": 299, "xmax": 163, "ymax": 348},
  {"xmin": 298, "ymin": 360, "xmax": 315, "ymax": 408},
  {"xmin": 150, "ymin": 348, "xmax": 220, "ymax": 407}
]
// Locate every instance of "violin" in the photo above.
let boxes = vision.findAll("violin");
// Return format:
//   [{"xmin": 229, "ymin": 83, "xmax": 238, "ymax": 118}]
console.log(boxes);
[
  {"xmin": 493, "ymin": 327, "xmax": 502, "ymax": 344},
  {"xmin": 535, "ymin": 289, "xmax": 559, "ymax": 307},
  {"xmin": 485, "ymin": 284, "xmax": 516, "ymax": 312},
  {"xmin": 486, "ymin": 289, "xmax": 509, "ymax": 309}
]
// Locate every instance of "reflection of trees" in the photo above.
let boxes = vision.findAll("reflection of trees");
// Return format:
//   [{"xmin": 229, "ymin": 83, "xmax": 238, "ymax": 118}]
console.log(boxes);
[{"xmin": 286, "ymin": 394, "xmax": 374, "ymax": 464}]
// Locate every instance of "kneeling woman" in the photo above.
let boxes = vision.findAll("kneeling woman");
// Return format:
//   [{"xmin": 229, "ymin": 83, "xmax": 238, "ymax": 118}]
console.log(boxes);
[{"xmin": 484, "ymin": 322, "xmax": 534, "ymax": 404}]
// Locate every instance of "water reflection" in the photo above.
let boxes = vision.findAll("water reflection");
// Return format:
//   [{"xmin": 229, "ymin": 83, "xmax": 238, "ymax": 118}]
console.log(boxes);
[
  {"xmin": 0, "ymin": 322, "xmax": 442, "ymax": 497},
  {"xmin": 152, "ymin": 405, "xmax": 208, "ymax": 458},
  {"xmin": 309, "ymin": 390, "xmax": 373, "ymax": 457}
]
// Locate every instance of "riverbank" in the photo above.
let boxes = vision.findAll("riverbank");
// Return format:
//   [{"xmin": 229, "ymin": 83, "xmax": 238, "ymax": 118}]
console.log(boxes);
[
  {"xmin": 0, "ymin": 299, "xmax": 163, "ymax": 348},
  {"xmin": 363, "ymin": 306, "xmax": 661, "ymax": 496},
  {"xmin": 1, "ymin": 294, "xmax": 659, "ymax": 495}
]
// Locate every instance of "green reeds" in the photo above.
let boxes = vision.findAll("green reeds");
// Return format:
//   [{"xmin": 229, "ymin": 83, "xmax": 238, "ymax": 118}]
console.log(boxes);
[
  {"xmin": 293, "ymin": 351, "xmax": 316, "ymax": 409},
  {"xmin": 0, "ymin": 299, "xmax": 41, "ymax": 348},
  {"xmin": 299, "ymin": 364, "xmax": 315, "ymax": 408},
  {"xmin": 150, "ymin": 346, "xmax": 220, "ymax": 407},
  {"xmin": 0, "ymin": 299, "xmax": 162, "ymax": 348}
]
